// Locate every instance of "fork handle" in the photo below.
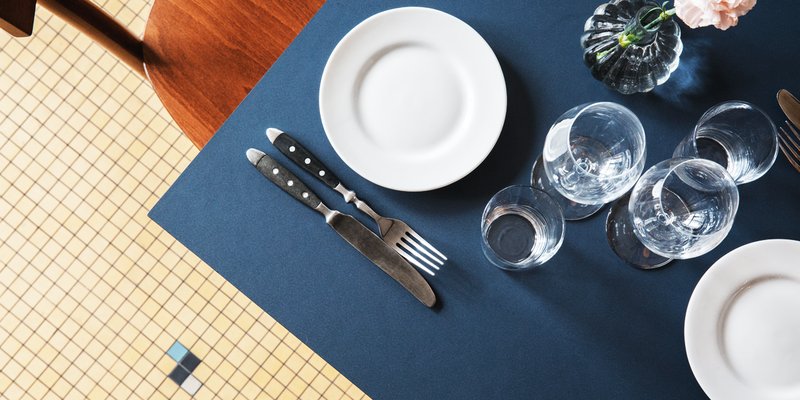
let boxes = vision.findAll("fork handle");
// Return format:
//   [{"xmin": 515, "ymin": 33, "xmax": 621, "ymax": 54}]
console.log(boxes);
[{"xmin": 268, "ymin": 128, "xmax": 342, "ymax": 190}]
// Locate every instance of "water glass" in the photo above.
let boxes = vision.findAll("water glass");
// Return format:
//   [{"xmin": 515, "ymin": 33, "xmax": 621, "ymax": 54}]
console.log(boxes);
[
  {"xmin": 606, "ymin": 158, "xmax": 739, "ymax": 269},
  {"xmin": 481, "ymin": 186, "xmax": 565, "ymax": 270},
  {"xmin": 534, "ymin": 102, "xmax": 647, "ymax": 220},
  {"xmin": 673, "ymin": 101, "xmax": 778, "ymax": 184}
]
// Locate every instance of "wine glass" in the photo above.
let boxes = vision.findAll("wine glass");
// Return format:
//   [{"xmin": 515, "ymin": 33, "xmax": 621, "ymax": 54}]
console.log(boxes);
[
  {"xmin": 673, "ymin": 101, "xmax": 778, "ymax": 185},
  {"xmin": 606, "ymin": 158, "xmax": 740, "ymax": 269},
  {"xmin": 481, "ymin": 186, "xmax": 565, "ymax": 270},
  {"xmin": 532, "ymin": 102, "xmax": 647, "ymax": 220}
]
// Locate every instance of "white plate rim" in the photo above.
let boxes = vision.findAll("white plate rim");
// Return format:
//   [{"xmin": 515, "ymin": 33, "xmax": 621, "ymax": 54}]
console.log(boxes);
[
  {"xmin": 685, "ymin": 239, "xmax": 800, "ymax": 400},
  {"xmin": 319, "ymin": 6, "xmax": 507, "ymax": 192}
]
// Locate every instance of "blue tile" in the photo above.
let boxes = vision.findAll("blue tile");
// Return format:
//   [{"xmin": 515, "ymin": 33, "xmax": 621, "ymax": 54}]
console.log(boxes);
[
  {"xmin": 168, "ymin": 365, "xmax": 191, "ymax": 385},
  {"xmin": 180, "ymin": 352, "xmax": 201, "ymax": 372},
  {"xmin": 166, "ymin": 341, "xmax": 188, "ymax": 362}
]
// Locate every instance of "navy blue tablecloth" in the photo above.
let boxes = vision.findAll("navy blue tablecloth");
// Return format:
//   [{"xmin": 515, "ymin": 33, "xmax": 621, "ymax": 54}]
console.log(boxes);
[{"xmin": 149, "ymin": 1, "xmax": 800, "ymax": 398}]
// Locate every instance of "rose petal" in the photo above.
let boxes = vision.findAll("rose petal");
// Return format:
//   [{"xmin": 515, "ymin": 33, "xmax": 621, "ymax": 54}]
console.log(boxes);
[{"xmin": 675, "ymin": 0, "xmax": 756, "ymax": 30}]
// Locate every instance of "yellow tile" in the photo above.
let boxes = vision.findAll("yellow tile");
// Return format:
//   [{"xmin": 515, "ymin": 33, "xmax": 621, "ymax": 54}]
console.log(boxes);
[
  {"xmin": 226, "ymin": 324, "xmax": 245, "ymax": 343},
  {"xmin": 193, "ymin": 363, "xmax": 213, "ymax": 382},
  {"xmin": 156, "ymin": 379, "xmax": 178, "ymax": 398},
  {"xmin": 202, "ymin": 349, "xmax": 223, "ymax": 368},
  {"xmin": 4, "ymin": 383, "xmax": 25, "ymax": 400},
  {"xmin": 273, "ymin": 343, "xmax": 293, "ymax": 363},
  {"xmin": 300, "ymin": 387, "xmax": 322, "ymax": 400},
  {"xmin": 321, "ymin": 364, "xmax": 339, "ymax": 381},
  {"xmin": 265, "ymin": 378, "xmax": 285, "ymax": 398},
  {"xmin": 143, "ymin": 344, "xmax": 163, "ymax": 365},
  {"xmin": 132, "ymin": 356, "xmax": 152, "ymax": 378},
  {"xmin": 274, "ymin": 365, "xmax": 296, "ymax": 387},
  {"xmin": 286, "ymin": 352, "xmax": 306, "ymax": 373},
  {"xmin": 261, "ymin": 332, "xmax": 281, "ymax": 353},
  {"xmin": 26, "ymin": 356, "xmax": 47, "ymax": 376},
  {"xmin": 39, "ymin": 367, "xmax": 60, "ymax": 387},
  {"xmin": 346, "ymin": 383, "xmax": 366, "ymax": 399},
  {"xmin": 17, "ymin": 369, "xmax": 38, "ymax": 392},
  {"xmin": 51, "ymin": 377, "xmax": 72, "ymax": 398},
  {"xmin": 227, "ymin": 348, "xmax": 246, "ymax": 366},
  {"xmin": 215, "ymin": 337, "xmax": 234, "ymax": 357},
  {"xmin": 229, "ymin": 370, "xmax": 248, "ymax": 389},
  {"xmin": 324, "ymin": 383, "xmax": 345, "ymax": 400},
  {"xmin": 0, "ymin": 372, "xmax": 11, "ymax": 393},
  {"xmin": 120, "ymin": 346, "xmax": 139, "ymax": 367},
  {"xmin": 284, "ymin": 333, "xmax": 302, "ymax": 350},
  {"xmin": 111, "ymin": 382, "xmax": 134, "ymax": 400},
  {"xmin": 311, "ymin": 375, "xmax": 331, "ymax": 393},
  {"xmin": 252, "ymin": 368, "xmax": 272, "ymax": 388},
  {"xmin": 87, "ymin": 385, "xmax": 109, "ymax": 400},
  {"xmin": 298, "ymin": 364, "xmax": 319, "ymax": 384},
  {"xmin": 155, "ymin": 355, "xmax": 174, "ymax": 375},
  {"xmin": 204, "ymin": 373, "xmax": 225, "ymax": 393},
  {"xmin": 217, "ymin": 360, "xmax": 236, "ymax": 380},
  {"xmin": 264, "ymin": 355, "xmax": 283, "ymax": 376},
  {"xmin": 194, "ymin": 387, "xmax": 215, "ymax": 400},
  {"xmin": 286, "ymin": 376, "xmax": 313, "ymax": 399},
  {"xmin": 14, "ymin": 346, "xmax": 34, "ymax": 367},
  {"xmin": 218, "ymin": 383, "xmax": 238, "ymax": 399}
]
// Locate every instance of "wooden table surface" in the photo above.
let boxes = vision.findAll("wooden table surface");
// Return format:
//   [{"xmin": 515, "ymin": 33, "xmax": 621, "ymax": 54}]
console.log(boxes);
[{"xmin": 143, "ymin": 0, "xmax": 325, "ymax": 148}]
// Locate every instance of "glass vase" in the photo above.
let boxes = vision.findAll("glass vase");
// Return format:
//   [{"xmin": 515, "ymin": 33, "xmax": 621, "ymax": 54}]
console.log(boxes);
[{"xmin": 581, "ymin": 0, "xmax": 683, "ymax": 95}]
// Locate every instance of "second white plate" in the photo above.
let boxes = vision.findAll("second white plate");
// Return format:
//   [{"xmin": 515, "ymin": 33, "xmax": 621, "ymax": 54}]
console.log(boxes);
[
  {"xmin": 319, "ymin": 7, "xmax": 507, "ymax": 192},
  {"xmin": 685, "ymin": 239, "xmax": 800, "ymax": 400}
]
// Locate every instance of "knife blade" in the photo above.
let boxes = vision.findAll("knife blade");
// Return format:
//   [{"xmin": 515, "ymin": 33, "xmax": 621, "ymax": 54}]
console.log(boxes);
[
  {"xmin": 778, "ymin": 89, "xmax": 800, "ymax": 129},
  {"xmin": 246, "ymin": 148, "xmax": 436, "ymax": 308}
]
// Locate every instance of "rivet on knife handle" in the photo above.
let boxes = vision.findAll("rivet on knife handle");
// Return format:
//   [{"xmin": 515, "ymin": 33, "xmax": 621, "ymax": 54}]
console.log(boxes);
[
  {"xmin": 266, "ymin": 128, "xmax": 383, "ymax": 223},
  {"xmin": 246, "ymin": 148, "xmax": 323, "ymax": 212},
  {"xmin": 268, "ymin": 128, "xmax": 341, "ymax": 189}
]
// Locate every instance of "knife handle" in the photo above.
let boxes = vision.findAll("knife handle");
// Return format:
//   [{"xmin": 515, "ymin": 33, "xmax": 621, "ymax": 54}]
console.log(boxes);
[
  {"xmin": 268, "ymin": 128, "xmax": 342, "ymax": 189},
  {"xmin": 252, "ymin": 151, "xmax": 324, "ymax": 212}
]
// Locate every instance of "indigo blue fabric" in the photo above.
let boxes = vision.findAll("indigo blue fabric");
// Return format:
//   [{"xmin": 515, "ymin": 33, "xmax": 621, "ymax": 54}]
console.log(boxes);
[{"xmin": 149, "ymin": 1, "xmax": 800, "ymax": 398}]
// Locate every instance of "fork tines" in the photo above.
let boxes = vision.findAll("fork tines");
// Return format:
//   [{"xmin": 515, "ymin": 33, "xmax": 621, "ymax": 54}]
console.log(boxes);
[
  {"xmin": 394, "ymin": 232, "xmax": 447, "ymax": 277},
  {"xmin": 778, "ymin": 121, "xmax": 800, "ymax": 173}
]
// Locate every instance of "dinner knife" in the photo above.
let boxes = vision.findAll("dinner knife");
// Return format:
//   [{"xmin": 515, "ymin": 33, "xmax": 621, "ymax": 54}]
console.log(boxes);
[
  {"xmin": 778, "ymin": 89, "xmax": 800, "ymax": 129},
  {"xmin": 245, "ymin": 148, "xmax": 436, "ymax": 308}
]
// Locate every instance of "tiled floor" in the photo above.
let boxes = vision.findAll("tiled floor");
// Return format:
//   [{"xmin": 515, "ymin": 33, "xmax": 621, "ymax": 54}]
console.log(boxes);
[{"xmin": 0, "ymin": 1, "xmax": 366, "ymax": 399}]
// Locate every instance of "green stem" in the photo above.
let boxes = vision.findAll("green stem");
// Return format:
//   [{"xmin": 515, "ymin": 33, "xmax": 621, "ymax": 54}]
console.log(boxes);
[{"xmin": 618, "ymin": 5, "xmax": 676, "ymax": 48}]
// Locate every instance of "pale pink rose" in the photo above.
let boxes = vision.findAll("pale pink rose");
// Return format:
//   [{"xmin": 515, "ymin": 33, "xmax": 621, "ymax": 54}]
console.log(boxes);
[{"xmin": 675, "ymin": 0, "xmax": 757, "ymax": 30}]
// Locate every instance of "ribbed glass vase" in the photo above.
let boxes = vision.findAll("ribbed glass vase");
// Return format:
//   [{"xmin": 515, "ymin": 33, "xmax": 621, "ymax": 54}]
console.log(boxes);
[{"xmin": 581, "ymin": 0, "xmax": 683, "ymax": 95}]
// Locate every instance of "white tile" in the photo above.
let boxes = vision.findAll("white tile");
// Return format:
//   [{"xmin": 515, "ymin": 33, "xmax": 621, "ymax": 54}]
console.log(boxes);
[{"xmin": 180, "ymin": 374, "xmax": 201, "ymax": 396}]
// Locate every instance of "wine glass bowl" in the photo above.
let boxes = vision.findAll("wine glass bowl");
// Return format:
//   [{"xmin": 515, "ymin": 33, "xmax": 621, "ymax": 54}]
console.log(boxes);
[
  {"xmin": 673, "ymin": 101, "xmax": 778, "ymax": 185},
  {"xmin": 542, "ymin": 102, "xmax": 647, "ymax": 209},
  {"xmin": 629, "ymin": 158, "xmax": 739, "ymax": 260}
]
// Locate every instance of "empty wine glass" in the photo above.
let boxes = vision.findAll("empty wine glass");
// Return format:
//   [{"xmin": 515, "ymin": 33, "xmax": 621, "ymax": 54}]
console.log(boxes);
[
  {"xmin": 532, "ymin": 102, "xmax": 647, "ymax": 220},
  {"xmin": 481, "ymin": 186, "xmax": 565, "ymax": 270},
  {"xmin": 673, "ymin": 101, "xmax": 778, "ymax": 185},
  {"xmin": 606, "ymin": 158, "xmax": 740, "ymax": 269}
]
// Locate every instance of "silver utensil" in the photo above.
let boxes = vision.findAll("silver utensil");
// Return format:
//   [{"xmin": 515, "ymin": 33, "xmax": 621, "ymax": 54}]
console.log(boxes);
[
  {"xmin": 246, "ymin": 148, "xmax": 436, "ymax": 308},
  {"xmin": 778, "ymin": 121, "xmax": 800, "ymax": 172},
  {"xmin": 777, "ymin": 89, "xmax": 800, "ymax": 172},
  {"xmin": 266, "ymin": 128, "xmax": 447, "ymax": 276}
]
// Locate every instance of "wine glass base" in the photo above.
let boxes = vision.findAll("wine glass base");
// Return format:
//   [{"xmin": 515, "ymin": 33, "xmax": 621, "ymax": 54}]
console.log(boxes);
[
  {"xmin": 605, "ymin": 193, "xmax": 673, "ymax": 270},
  {"xmin": 530, "ymin": 155, "xmax": 604, "ymax": 221}
]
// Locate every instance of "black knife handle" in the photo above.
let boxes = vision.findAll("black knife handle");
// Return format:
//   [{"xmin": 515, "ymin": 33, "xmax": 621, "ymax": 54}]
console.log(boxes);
[
  {"xmin": 272, "ymin": 130, "xmax": 342, "ymax": 189},
  {"xmin": 254, "ymin": 152, "xmax": 323, "ymax": 211}
]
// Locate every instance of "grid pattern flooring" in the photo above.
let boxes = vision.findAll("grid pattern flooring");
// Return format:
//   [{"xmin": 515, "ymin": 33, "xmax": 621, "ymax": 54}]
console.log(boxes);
[{"xmin": 0, "ymin": 1, "xmax": 366, "ymax": 399}]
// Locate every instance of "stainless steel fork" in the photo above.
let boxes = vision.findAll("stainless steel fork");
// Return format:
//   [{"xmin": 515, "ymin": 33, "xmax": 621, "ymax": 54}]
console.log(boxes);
[
  {"xmin": 778, "ymin": 121, "xmax": 800, "ymax": 173},
  {"xmin": 267, "ymin": 128, "xmax": 447, "ymax": 275}
]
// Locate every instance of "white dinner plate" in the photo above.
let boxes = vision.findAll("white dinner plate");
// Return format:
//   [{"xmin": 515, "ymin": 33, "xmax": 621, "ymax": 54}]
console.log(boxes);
[
  {"xmin": 319, "ymin": 7, "xmax": 507, "ymax": 191},
  {"xmin": 685, "ymin": 239, "xmax": 800, "ymax": 400}
]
